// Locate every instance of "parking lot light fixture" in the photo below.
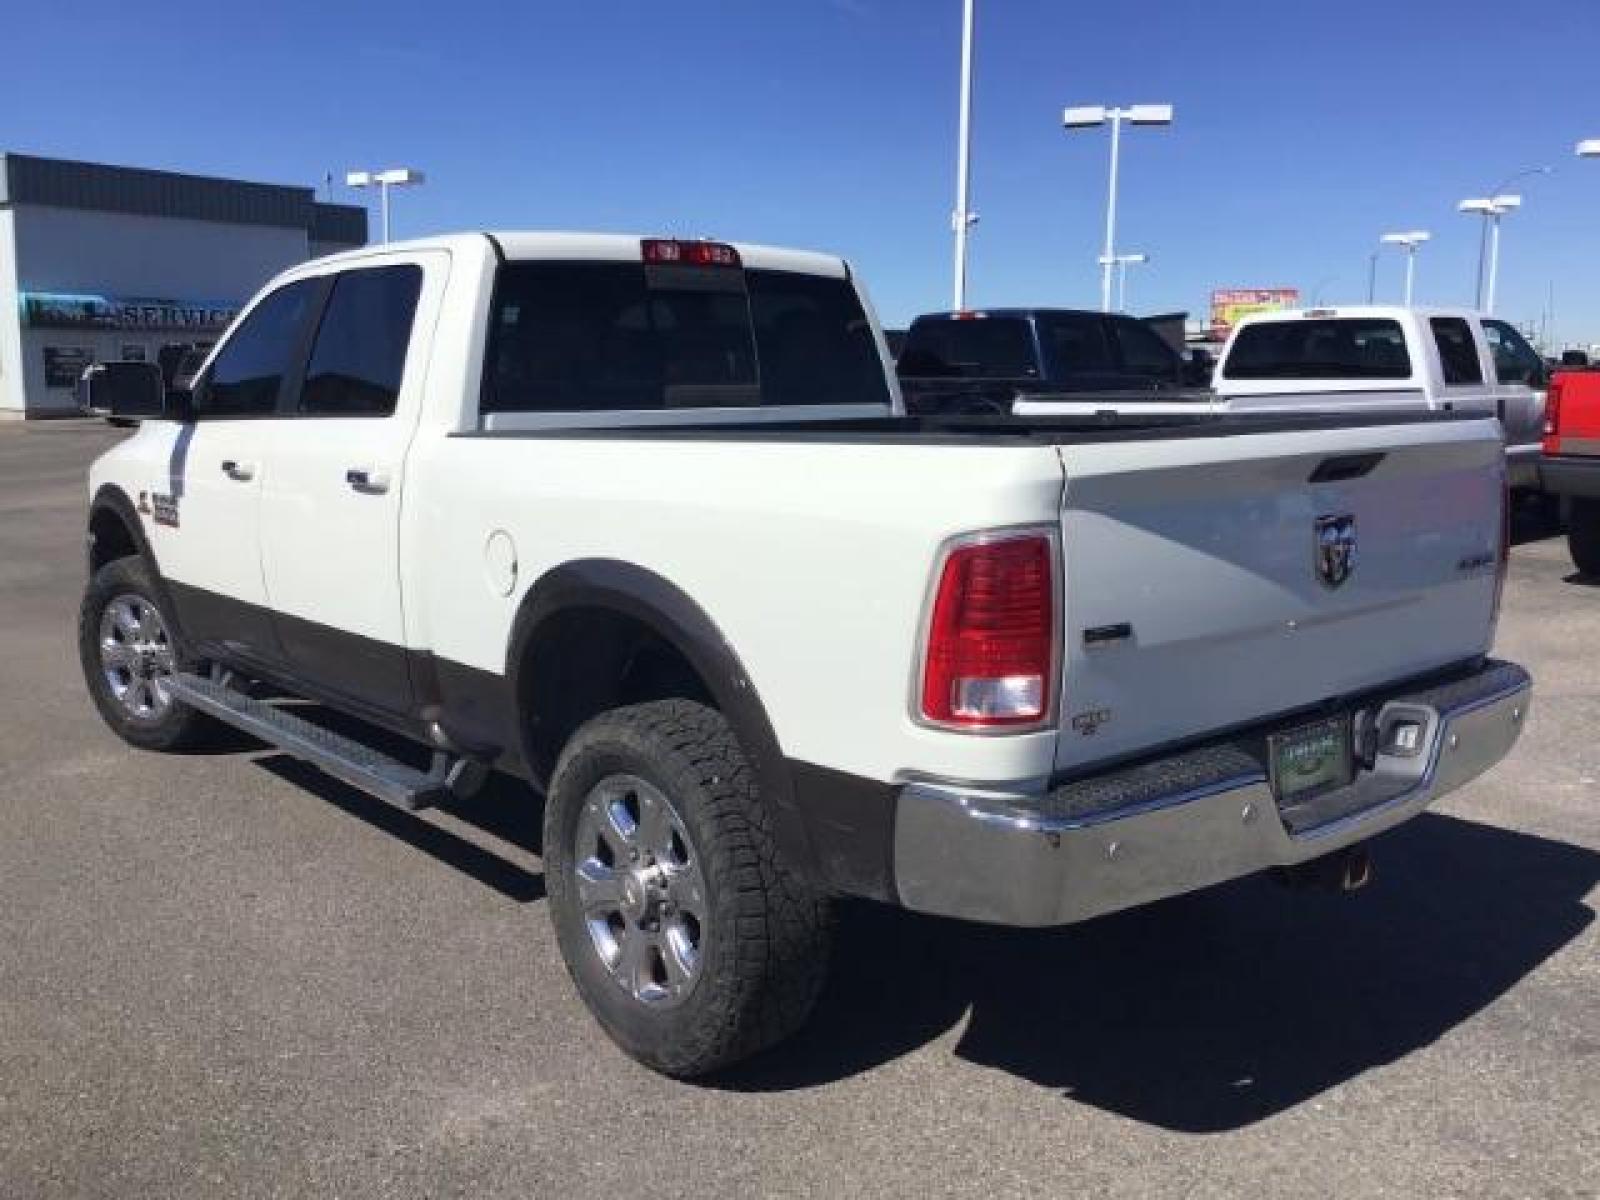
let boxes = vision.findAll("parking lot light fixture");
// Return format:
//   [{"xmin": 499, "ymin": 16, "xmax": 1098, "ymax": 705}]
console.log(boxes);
[
  {"xmin": 345, "ymin": 166, "xmax": 426, "ymax": 244},
  {"xmin": 1577, "ymin": 140, "xmax": 1600, "ymax": 158},
  {"xmin": 1099, "ymin": 252, "xmax": 1149, "ymax": 310},
  {"xmin": 1380, "ymin": 231, "xmax": 1431, "ymax": 306},
  {"xmin": 1459, "ymin": 166, "xmax": 1549, "ymax": 312},
  {"xmin": 1063, "ymin": 103, "xmax": 1173, "ymax": 312}
]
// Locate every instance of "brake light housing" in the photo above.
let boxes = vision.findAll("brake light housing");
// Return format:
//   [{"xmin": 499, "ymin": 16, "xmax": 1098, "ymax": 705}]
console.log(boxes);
[
  {"xmin": 1542, "ymin": 375, "xmax": 1564, "ymax": 454},
  {"xmin": 917, "ymin": 530, "xmax": 1059, "ymax": 731},
  {"xmin": 641, "ymin": 238, "xmax": 741, "ymax": 267}
]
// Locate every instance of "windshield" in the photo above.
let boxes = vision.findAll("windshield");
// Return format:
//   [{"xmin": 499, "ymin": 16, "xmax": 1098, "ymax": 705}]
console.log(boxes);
[{"xmin": 1223, "ymin": 318, "xmax": 1412, "ymax": 380}]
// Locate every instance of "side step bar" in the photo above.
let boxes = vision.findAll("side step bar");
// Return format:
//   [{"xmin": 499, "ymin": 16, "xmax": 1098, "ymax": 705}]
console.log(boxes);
[{"xmin": 168, "ymin": 672, "xmax": 453, "ymax": 812}]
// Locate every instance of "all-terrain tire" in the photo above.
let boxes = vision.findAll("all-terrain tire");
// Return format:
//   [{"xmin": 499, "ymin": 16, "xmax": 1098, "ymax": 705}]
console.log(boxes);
[
  {"xmin": 78, "ymin": 556, "xmax": 214, "ymax": 752},
  {"xmin": 543, "ymin": 699, "xmax": 831, "ymax": 1077},
  {"xmin": 1569, "ymin": 497, "xmax": 1600, "ymax": 577}
]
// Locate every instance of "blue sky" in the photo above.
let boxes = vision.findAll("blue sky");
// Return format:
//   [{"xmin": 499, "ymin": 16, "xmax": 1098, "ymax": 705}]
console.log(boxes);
[{"xmin": 5, "ymin": 0, "xmax": 1599, "ymax": 342}]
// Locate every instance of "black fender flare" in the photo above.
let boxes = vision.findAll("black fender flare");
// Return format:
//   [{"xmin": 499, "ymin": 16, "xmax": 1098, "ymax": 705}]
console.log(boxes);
[
  {"xmin": 505, "ymin": 559, "xmax": 819, "ymax": 879},
  {"xmin": 86, "ymin": 485, "xmax": 188, "ymax": 643}
]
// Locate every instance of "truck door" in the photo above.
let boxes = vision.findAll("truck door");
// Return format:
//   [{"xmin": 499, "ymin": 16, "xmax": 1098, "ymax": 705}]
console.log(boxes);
[
  {"xmin": 155, "ymin": 278, "xmax": 324, "ymax": 659},
  {"xmin": 1479, "ymin": 318, "xmax": 1547, "ymax": 447},
  {"xmin": 256, "ymin": 254, "xmax": 442, "ymax": 714}
]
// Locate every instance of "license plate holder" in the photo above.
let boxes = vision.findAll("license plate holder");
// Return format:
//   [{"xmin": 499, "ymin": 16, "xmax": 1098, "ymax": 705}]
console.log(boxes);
[{"xmin": 1269, "ymin": 715, "xmax": 1354, "ymax": 804}]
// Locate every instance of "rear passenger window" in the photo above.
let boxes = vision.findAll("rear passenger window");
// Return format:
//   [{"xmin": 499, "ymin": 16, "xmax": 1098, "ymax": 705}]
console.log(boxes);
[
  {"xmin": 1431, "ymin": 318, "xmax": 1483, "ymax": 385},
  {"xmin": 300, "ymin": 266, "xmax": 423, "ymax": 416},
  {"xmin": 1109, "ymin": 318, "xmax": 1179, "ymax": 379},
  {"xmin": 197, "ymin": 280, "xmax": 319, "ymax": 417},
  {"xmin": 1038, "ymin": 315, "xmax": 1114, "ymax": 376}
]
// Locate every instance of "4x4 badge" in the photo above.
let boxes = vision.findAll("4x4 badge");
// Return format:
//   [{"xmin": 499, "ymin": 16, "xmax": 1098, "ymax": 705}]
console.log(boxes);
[{"xmin": 1315, "ymin": 514, "xmax": 1357, "ymax": 589}]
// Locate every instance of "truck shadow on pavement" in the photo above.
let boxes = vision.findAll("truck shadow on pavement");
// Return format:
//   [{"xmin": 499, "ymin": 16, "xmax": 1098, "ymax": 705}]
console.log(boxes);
[
  {"xmin": 724, "ymin": 814, "xmax": 1599, "ymax": 1132},
  {"xmin": 233, "ymin": 710, "xmax": 1595, "ymax": 1132}
]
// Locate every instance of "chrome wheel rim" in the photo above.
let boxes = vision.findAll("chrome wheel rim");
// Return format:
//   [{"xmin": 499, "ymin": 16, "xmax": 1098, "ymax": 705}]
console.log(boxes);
[
  {"xmin": 99, "ymin": 593, "xmax": 176, "ymax": 722},
  {"xmin": 573, "ymin": 774, "xmax": 707, "ymax": 1008}
]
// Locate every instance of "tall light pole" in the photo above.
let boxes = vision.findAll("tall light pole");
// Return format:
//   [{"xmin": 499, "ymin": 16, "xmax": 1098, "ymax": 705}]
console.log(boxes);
[
  {"xmin": 1100, "ymin": 252, "xmax": 1148, "ymax": 310},
  {"xmin": 950, "ymin": 0, "xmax": 978, "ymax": 310},
  {"xmin": 1459, "ymin": 166, "xmax": 1549, "ymax": 311},
  {"xmin": 1063, "ymin": 103, "xmax": 1173, "ymax": 312},
  {"xmin": 1367, "ymin": 250, "xmax": 1379, "ymax": 303},
  {"xmin": 1457, "ymin": 196, "xmax": 1522, "ymax": 314},
  {"xmin": 1380, "ymin": 231, "xmax": 1430, "ymax": 305},
  {"xmin": 346, "ymin": 167, "xmax": 426, "ymax": 244}
]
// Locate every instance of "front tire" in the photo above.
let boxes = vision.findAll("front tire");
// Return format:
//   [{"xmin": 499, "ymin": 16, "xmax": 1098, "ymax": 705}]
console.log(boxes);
[
  {"xmin": 543, "ymin": 699, "xmax": 831, "ymax": 1078},
  {"xmin": 1570, "ymin": 497, "xmax": 1600, "ymax": 577},
  {"xmin": 78, "ymin": 556, "xmax": 213, "ymax": 752}
]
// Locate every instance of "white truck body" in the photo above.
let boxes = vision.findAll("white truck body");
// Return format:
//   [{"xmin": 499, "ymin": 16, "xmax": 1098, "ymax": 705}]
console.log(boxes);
[
  {"xmin": 78, "ymin": 233, "xmax": 1530, "ymax": 1073},
  {"xmin": 1211, "ymin": 306, "xmax": 1547, "ymax": 486}
]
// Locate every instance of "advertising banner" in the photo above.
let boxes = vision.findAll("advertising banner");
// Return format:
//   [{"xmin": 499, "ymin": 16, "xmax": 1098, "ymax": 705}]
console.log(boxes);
[
  {"xmin": 1209, "ymin": 288, "xmax": 1300, "ymax": 335},
  {"xmin": 21, "ymin": 291, "xmax": 239, "ymax": 334}
]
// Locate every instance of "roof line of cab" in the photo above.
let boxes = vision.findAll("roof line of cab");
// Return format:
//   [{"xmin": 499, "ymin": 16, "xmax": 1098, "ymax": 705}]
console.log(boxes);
[{"xmin": 297, "ymin": 230, "xmax": 850, "ymax": 279}]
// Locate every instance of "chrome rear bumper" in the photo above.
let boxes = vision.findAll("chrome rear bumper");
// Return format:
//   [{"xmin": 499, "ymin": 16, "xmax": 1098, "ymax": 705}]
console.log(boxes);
[{"xmin": 893, "ymin": 660, "xmax": 1531, "ymax": 927}]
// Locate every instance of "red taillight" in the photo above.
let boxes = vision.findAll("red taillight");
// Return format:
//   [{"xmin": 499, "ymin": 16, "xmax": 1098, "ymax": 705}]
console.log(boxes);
[
  {"xmin": 641, "ymin": 238, "xmax": 741, "ymax": 267},
  {"xmin": 920, "ymin": 534, "xmax": 1056, "ymax": 729},
  {"xmin": 1542, "ymin": 376, "xmax": 1564, "ymax": 454}
]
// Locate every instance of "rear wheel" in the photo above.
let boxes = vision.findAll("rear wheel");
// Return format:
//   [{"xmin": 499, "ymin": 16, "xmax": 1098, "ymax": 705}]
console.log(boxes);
[
  {"xmin": 78, "ymin": 557, "xmax": 214, "ymax": 751},
  {"xmin": 1569, "ymin": 498, "xmax": 1600, "ymax": 577},
  {"xmin": 543, "ymin": 699, "xmax": 831, "ymax": 1078}
]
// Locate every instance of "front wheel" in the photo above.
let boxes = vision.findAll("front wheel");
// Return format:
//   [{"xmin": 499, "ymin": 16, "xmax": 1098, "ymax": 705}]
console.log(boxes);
[
  {"xmin": 543, "ymin": 699, "xmax": 831, "ymax": 1078},
  {"xmin": 78, "ymin": 556, "xmax": 214, "ymax": 752},
  {"xmin": 1570, "ymin": 497, "xmax": 1600, "ymax": 577}
]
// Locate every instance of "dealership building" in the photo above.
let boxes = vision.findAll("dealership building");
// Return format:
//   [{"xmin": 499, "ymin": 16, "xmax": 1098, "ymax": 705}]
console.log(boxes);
[{"xmin": 1, "ymin": 153, "xmax": 367, "ymax": 417}]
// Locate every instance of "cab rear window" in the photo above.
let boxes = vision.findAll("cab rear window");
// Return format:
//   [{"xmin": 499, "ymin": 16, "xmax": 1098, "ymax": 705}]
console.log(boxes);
[
  {"xmin": 482, "ymin": 262, "xmax": 889, "ymax": 412},
  {"xmin": 1223, "ymin": 319, "xmax": 1412, "ymax": 380}
]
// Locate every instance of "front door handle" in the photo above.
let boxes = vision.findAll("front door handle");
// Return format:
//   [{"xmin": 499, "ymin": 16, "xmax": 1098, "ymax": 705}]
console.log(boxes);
[
  {"xmin": 221, "ymin": 459, "xmax": 256, "ymax": 482},
  {"xmin": 345, "ymin": 467, "xmax": 391, "ymax": 494}
]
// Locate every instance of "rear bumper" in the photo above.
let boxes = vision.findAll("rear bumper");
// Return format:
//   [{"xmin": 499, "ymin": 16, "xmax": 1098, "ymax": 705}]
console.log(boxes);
[
  {"xmin": 893, "ymin": 660, "xmax": 1531, "ymax": 927},
  {"xmin": 1505, "ymin": 441, "xmax": 1541, "ymax": 489},
  {"xmin": 1539, "ymin": 454, "xmax": 1600, "ymax": 499}
]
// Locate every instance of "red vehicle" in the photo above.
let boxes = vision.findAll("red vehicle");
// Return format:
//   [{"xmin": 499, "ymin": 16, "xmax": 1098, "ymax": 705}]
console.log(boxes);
[{"xmin": 1541, "ymin": 367, "xmax": 1600, "ymax": 574}]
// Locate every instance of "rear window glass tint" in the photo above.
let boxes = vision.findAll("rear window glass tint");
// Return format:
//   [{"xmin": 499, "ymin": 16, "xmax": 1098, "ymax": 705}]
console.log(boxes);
[
  {"xmin": 300, "ymin": 265, "xmax": 422, "ymax": 416},
  {"xmin": 483, "ymin": 262, "xmax": 887, "ymax": 411},
  {"xmin": 1223, "ymin": 319, "xmax": 1412, "ymax": 380},
  {"xmin": 898, "ymin": 318, "xmax": 1037, "ymax": 378},
  {"xmin": 1431, "ymin": 317, "xmax": 1484, "ymax": 385},
  {"xmin": 1038, "ymin": 315, "xmax": 1114, "ymax": 375}
]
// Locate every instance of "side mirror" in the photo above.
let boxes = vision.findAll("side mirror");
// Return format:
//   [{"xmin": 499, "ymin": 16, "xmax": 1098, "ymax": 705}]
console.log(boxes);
[{"xmin": 77, "ymin": 361, "xmax": 174, "ymax": 421}]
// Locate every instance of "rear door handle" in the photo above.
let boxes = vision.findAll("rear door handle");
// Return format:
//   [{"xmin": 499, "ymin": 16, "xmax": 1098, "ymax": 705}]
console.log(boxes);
[
  {"xmin": 220, "ymin": 460, "xmax": 256, "ymax": 482},
  {"xmin": 345, "ymin": 467, "xmax": 391, "ymax": 494}
]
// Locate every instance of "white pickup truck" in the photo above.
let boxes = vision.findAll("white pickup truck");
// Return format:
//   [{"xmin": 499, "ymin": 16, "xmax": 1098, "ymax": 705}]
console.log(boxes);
[
  {"xmin": 1213, "ymin": 306, "xmax": 1548, "ymax": 489},
  {"xmin": 77, "ymin": 234, "xmax": 1530, "ymax": 1077}
]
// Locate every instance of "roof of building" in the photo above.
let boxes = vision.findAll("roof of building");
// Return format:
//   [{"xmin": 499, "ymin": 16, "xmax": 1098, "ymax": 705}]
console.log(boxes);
[{"xmin": 0, "ymin": 152, "xmax": 366, "ymax": 245}]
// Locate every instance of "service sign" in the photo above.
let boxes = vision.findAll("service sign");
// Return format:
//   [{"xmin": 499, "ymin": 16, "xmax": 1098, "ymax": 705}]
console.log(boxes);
[
  {"xmin": 1210, "ymin": 288, "xmax": 1300, "ymax": 336},
  {"xmin": 20, "ymin": 291, "xmax": 240, "ymax": 334}
]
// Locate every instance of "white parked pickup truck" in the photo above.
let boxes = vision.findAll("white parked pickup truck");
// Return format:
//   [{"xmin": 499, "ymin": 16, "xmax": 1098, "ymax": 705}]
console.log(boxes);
[
  {"xmin": 1213, "ymin": 306, "xmax": 1548, "ymax": 489},
  {"xmin": 77, "ymin": 234, "xmax": 1530, "ymax": 1076}
]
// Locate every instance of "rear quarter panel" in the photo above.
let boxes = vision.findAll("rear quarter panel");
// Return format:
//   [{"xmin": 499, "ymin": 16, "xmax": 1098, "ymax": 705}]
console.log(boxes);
[{"xmin": 405, "ymin": 436, "xmax": 1067, "ymax": 786}]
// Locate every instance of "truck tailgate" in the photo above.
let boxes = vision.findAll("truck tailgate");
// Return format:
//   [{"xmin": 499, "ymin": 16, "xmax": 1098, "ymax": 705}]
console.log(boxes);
[{"xmin": 1053, "ymin": 417, "xmax": 1504, "ymax": 774}]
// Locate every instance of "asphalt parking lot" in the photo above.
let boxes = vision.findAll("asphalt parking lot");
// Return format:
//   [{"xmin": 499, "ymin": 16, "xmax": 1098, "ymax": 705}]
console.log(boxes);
[{"xmin": 0, "ymin": 421, "xmax": 1595, "ymax": 1199}]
